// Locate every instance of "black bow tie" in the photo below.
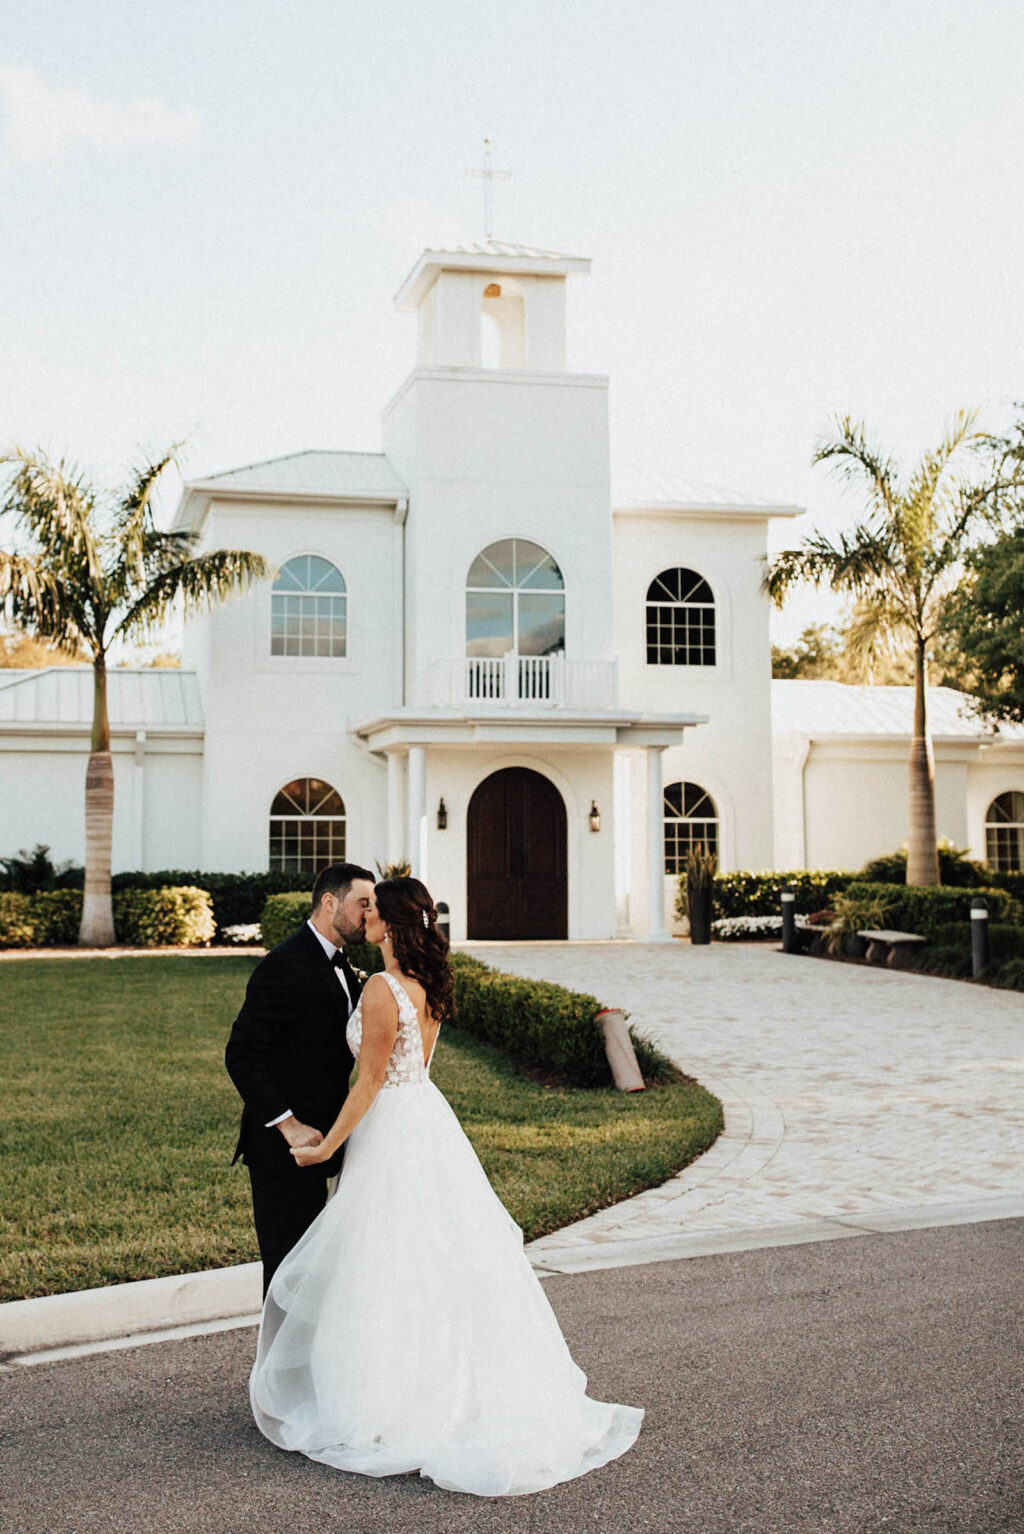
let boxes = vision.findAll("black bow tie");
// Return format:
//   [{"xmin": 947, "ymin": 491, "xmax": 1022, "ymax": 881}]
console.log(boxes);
[{"xmin": 330, "ymin": 951, "xmax": 347, "ymax": 970}]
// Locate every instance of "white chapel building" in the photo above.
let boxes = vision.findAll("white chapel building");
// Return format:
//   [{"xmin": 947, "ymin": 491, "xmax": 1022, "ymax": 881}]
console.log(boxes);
[{"xmin": 3, "ymin": 241, "xmax": 1023, "ymax": 933}]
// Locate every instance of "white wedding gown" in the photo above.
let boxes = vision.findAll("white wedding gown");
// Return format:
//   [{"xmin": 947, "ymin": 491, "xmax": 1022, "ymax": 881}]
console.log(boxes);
[{"xmin": 249, "ymin": 971, "xmax": 643, "ymax": 1497}]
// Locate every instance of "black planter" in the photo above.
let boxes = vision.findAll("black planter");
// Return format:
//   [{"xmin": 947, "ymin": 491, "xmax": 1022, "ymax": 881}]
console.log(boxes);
[{"xmin": 687, "ymin": 887, "xmax": 713, "ymax": 945}]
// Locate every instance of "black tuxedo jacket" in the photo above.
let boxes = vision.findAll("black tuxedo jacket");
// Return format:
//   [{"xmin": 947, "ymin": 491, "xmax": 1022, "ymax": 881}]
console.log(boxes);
[{"xmin": 225, "ymin": 923, "xmax": 361, "ymax": 1179}]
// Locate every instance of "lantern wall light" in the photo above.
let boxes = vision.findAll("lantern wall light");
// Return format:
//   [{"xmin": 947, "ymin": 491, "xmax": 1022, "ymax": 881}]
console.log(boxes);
[
  {"xmin": 437, "ymin": 798, "xmax": 448, "ymax": 830},
  {"xmin": 589, "ymin": 800, "xmax": 601, "ymax": 833}
]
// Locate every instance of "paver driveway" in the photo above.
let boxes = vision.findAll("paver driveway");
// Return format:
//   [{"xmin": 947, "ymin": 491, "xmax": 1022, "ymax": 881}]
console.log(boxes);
[{"xmin": 464, "ymin": 942, "xmax": 1024, "ymax": 1272}]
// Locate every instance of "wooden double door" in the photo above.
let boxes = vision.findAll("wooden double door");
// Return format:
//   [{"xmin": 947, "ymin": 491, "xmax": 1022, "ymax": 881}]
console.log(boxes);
[{"xmin": 467, "ymin": 767, "xmax": 567, "ymax": 939}]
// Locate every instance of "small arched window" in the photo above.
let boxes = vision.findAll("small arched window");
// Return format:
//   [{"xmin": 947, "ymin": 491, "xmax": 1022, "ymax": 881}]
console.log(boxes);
[
  {"xmin": 466, "ymin": 539, "xmax": 565, "ymax": 658},
  {"xmin": 271, "ymin": 555, "xmax": 346, "ymax": 658},
  {"xmin": 269, "ymin": 778, "xmax": 346, "ymax": 873},
  {"xmin": 646, "ymin": 568, "xmax": 715, "ymax": 666},
  {"xmin": 663, "ymin": 781, "xmax": 718, "ymax": 875},
  {"xmin": 985, "ymin": 791, "xmax": 1024, "ymax": 872}
]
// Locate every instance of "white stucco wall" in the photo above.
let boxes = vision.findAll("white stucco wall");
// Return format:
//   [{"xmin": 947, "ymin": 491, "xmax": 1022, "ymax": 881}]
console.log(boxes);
[
  {"xmin": 0, "ymin": 733, "xmax": 202, "ymax": 872},
  {"xmin": 187, "ymin": 498, "xmax": 401, "ymax": 872},
  {"xmin": 384, "ymin": 369, "xmax": 614, "ymax": 702},
  {"xmin": 612, "ymin": 511, "xmax": 775, "ymax": 880}
]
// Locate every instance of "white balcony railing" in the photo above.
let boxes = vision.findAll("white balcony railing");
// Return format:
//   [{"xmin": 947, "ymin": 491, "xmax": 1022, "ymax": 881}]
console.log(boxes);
[{"xmin": 424, "ymin": 652, "xmax": 617, "ymax": 710}]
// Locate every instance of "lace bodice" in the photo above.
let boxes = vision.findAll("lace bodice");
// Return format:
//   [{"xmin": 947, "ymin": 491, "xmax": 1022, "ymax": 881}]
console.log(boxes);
[{"xmin": 346, "ymin": 971, "xmax": 438, "ymax": 1090}]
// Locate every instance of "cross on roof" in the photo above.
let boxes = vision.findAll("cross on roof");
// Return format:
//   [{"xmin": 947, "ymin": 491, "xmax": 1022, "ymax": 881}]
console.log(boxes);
[{"xmin": 464, "ymin": 138, "xmax": 512, "ymax": 240}]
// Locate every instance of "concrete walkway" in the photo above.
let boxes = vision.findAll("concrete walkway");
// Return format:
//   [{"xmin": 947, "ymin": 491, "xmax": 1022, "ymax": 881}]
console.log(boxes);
[{"xmin": 466, "ymin": 942, "xmax": 1024, "ymax": 1272}]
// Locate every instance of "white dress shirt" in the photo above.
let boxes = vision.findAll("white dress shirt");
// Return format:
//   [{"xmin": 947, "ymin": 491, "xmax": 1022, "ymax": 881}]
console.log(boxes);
[{"xmin": 264, "ymin": 920, "xmax": 354, "ymax": 1128}]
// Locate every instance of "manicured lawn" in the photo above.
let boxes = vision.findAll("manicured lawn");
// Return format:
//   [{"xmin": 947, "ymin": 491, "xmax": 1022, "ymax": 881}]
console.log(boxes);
[{"xmin": 0, "ymin": 956, "xmax": 722, "ymax": 1301}]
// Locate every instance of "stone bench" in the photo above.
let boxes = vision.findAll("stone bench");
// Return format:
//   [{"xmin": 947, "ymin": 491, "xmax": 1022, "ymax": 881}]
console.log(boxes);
[{"xmin": 858, "ymin": 929, "xmax": 928, "ymax": 969}]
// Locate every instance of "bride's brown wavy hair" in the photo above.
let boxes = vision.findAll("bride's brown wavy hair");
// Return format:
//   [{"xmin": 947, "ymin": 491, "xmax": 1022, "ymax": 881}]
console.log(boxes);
[{"xmin": 375, "ymin": 876, "xmax": 455, "ymax": 1023}]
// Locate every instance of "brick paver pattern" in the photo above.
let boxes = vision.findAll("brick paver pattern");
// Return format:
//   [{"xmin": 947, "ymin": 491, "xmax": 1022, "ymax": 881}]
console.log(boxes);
[{"xmin": 464, "ymin": 943, "xmax": 1024, "ymax": 1260}]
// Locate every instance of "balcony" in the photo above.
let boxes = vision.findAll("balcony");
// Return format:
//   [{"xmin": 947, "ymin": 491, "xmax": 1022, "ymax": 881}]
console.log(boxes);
[{"xmin": 424, "ymin": 652, "xmax": 618, "ymax": 710}]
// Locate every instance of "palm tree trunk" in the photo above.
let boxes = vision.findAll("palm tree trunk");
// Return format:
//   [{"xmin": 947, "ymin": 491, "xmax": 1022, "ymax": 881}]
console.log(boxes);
[
  {"xmin": 906, "ymin": 636, "xmax": 940, "ymax": 886},
  {"xmin": 79, "ymin": 655, "xmax": 116, "ymax": 946}
]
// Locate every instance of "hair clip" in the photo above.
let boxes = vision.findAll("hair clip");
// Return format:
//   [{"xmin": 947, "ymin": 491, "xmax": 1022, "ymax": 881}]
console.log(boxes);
[{"xmin": 422, "ymin": 910, "xmax": 429, "ymax": 928}]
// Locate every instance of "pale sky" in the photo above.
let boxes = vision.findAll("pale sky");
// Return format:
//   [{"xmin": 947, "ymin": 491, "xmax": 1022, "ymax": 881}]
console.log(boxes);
[{"xmin": 2, "ymin": 0, "xmax": 1022, "ymax": 646}]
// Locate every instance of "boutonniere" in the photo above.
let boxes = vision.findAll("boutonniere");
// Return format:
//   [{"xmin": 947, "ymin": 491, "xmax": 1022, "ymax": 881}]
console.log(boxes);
[{"xmin": 350, "ymin": 966, "xmax": 369, "ymax": 984}]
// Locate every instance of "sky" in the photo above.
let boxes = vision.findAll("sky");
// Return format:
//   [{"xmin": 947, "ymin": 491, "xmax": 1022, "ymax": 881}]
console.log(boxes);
[{"xmin": 2, "ymin": 0, "xmax": 1022, "ymax": 647}]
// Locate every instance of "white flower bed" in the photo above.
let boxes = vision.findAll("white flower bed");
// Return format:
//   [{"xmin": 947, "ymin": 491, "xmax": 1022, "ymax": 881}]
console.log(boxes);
[
  {"xmin": 221, "ymin": 923, "xmax": 263, "ymax": 945},
  {"xmin": 711, "ymin": 913, "xmax": 811, "ymax": 941}
]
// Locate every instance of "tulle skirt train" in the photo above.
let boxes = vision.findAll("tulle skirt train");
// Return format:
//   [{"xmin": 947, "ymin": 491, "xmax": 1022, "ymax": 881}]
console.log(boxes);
[{"xmin": 249, "ymin": 1079, "xmax": 642, "ymax": 1496}]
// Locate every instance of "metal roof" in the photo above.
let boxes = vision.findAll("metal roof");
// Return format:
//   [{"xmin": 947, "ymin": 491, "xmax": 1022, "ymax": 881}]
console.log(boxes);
[
  {"xmin": 612, "ymin": 464, "xmax": 803, "ymax": 518},
  {"xmin": 185, "ymin": 450, "xmax": 408, "ymax": 500},
  {"xmin": 0, "ymin": 668, "xmax": 204, "ymax": 730},
  {"xmin": 771, "ymin": 680, "xmax": 1024, "ymax": 740}
]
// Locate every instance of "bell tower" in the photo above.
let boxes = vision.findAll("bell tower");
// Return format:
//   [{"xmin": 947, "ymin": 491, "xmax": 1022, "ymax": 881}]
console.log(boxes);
[
  {"xmin": 392, "ymin": 241, "xmax": 590, "ymax": 373},
  {"xmin": 381, "ymin": 240, "xmax": 611, "ymax": 707}
]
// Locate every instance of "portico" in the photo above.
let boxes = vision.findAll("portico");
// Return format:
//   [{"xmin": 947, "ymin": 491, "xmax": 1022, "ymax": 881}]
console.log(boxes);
[{"xmin": 356, "ymin": 709, "xmax": 703, "ymax": 942}]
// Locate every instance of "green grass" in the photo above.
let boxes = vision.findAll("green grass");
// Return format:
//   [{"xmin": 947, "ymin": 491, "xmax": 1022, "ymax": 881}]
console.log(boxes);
[{"xmin": 0, "ymin": 956, "xmax": 722, "ymax": 1302}]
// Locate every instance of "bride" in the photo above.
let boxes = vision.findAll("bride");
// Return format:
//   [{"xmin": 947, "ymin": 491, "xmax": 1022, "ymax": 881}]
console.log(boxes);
[{"xmin": 249, "ymin": 875, "xmax": 643, "ymax": 1497}]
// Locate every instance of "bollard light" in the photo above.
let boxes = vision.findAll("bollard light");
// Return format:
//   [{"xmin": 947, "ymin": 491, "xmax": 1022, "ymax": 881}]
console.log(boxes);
[
  {"xmin": 781, "ymin": 888, "xmax": 797, "ymax": 954},
  {"xmin": 971, "ymin": 897, "xmax": 989, "ymax": 978}
]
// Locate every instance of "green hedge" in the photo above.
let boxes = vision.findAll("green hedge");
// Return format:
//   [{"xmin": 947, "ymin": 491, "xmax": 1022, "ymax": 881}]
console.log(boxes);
[
  {"xmin": 259, "ymin": 894, "xmax": 675, "ymax": 1088},
  {"xmin": 0, "ymin": 887, "xmax": 216, "ymax": 948},
  {"xmin": 0, "ymin": 893, "xmax": 35, "ymax": 948},
  {"xmin": 707, "ymin": 869, "xmax": 855, "ymax": 919},
  {"xmin": 841, "ymin": 881, "xmax": 1021, "ymax": 939},
  {"xmin": 112, "ymin": 887, "xmax": 216, "ymax": 947}
]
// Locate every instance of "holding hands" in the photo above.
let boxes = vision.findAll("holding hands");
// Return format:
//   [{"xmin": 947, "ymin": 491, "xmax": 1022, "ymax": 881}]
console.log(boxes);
[{"xmin": 276, "ymin": 1113, "xmax": 325, "ymax": 1166}]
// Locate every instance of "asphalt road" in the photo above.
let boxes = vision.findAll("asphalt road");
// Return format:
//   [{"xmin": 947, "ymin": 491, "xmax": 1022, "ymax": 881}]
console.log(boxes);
[{"xmin": 2, "ymin": 1221, "xmax": 1021, "ymax": 1534}]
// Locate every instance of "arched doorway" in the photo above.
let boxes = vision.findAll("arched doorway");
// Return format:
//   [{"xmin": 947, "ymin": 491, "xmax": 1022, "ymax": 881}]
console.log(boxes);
[{"xmin": 467, "ymin": 767, "xmax": 567, "ymax": 939}]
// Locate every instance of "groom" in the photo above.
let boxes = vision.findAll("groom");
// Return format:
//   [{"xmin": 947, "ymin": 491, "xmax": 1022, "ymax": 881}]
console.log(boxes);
[{"xmin": 225, "ymin": 861, "xmax": 376, "ymax": 1293}]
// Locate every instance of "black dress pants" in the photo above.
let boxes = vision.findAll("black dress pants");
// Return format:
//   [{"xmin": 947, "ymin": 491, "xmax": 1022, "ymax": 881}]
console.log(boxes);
[{"xmin": 248, "ymin": 1167, "xmax": 329, "ymax": 1296}]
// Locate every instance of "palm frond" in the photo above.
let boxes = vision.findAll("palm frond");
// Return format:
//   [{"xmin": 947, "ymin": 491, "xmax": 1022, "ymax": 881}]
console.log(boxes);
[
  {"xmin": 841, "ymin": 596, "xmax": 910, "ymax": 681},
  {"xmin": 113, "ymin": 447, "xmax": 181, "ymax": 593},
  {"xmin": 113, "ymin": 548, "xmax": 271, "ymax": 640},
  {"xmin": 812, "ymin": 416, "xmax": 897, "ymax": 514},
  {"xmin": 763, "ymin": 525, "xmax": 893, "ymax": 606},
  {"xmin": 1, "ymin": 449, "xmax": 101, "ymax": 583}
]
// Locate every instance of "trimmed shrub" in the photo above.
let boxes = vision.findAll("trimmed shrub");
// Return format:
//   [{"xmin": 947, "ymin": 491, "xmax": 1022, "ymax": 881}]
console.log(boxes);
[
  {"xmin": 28, "ymin": 890, "xmax": 83, "ymax": 946},
  {"xmin": 0, "ymin": 892, "xmax": 35, "ymax": 948},
  {"xmin": 841, "ymin": 882, "xmax": 1021, "ymax": 939},
  {"xmin": 260, "ymin": 891, "xmax": 312, "ymax": 949},
  {"xmin": 709, "ymin": 869, "xmax": 854, "ymax": 919},
  {"xmin": 991, "ymin": 957, "xmax": 1024, "ymax": 990},
  {"xmin": 451, "ymin": 958, "xmax": 675, "ymax": 1087},
  {"xmin": 112, "ymin": 887, "xmax": 216, "ymax": 947},
  {"xmin": 105, "ymin": 869, "xmax": 311, "ymax": 929},
  {"xmin": 859, "ymin": 844, "xmax": 989, "ymax": 887}
]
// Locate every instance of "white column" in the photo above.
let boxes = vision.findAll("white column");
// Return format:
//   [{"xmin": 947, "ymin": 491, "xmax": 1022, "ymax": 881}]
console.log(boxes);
[
  {"xmin": 407, "ymin": 746, "xmax": 426, "ymax": 879},
  {"xmin": 645, "ymin": 745, "xmax": 671, "ymax": 942},
  {"xmin": 132, "ymin": 730, "xmax": 146, "ymax": 870},
  {"xmin": 386, "ymin": 752, "xmax": 405, "ymax": 866}
]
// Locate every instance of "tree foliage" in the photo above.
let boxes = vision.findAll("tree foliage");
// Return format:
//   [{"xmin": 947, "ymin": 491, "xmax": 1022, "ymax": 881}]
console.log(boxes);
[{"xmin": 941, "ymin": 525, "xmax": 1024, "ymax": 724}]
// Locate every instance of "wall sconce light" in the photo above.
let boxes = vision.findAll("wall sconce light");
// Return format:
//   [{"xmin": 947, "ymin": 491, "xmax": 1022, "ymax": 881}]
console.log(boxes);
[
  {"xmin": 437, "ymin": 798, "xmax": 448, "ymax": 830},
  {"xmin": 589, "ymin": 800, "xmax": 601, "ymax": 833}
]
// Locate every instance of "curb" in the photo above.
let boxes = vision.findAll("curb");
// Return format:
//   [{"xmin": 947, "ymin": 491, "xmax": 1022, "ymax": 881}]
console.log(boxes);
[{"xmin": 0, "ymin": 1262, "xmax": 262, "ymax": 1359}]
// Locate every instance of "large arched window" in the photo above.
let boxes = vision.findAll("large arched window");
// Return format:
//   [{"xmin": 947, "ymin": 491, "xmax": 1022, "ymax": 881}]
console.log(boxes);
[
  {"xmin": 985, "ymin": 791, "xmax": 1024, "ymax": 872},
  {"xmin": 271, "ymin": 555, "xmax": 346, "ymax": 658},
  {"xmin": 269, "ymin": 778, "xmax": 346, "ymax": 872},
  {"xmin": 663, "ymin": 781, "xmax": 718, "ymax": 874},
  {"xmin": 466, "ymin": 539, "xmax": 565, "ymax": 658},
  {"xmin": 646, "ymin": 568, "xmax": 716, "ymax": 666}
]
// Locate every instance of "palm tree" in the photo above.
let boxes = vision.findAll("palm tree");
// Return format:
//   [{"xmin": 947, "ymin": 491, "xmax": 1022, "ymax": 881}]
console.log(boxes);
[
  {"xmin": 765, "ymin": 412, "xmax": 1018, "ymax": 886},
  {"xmin": 0, "ymin": 447, "xmax": 270, "ymax": 944}
]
